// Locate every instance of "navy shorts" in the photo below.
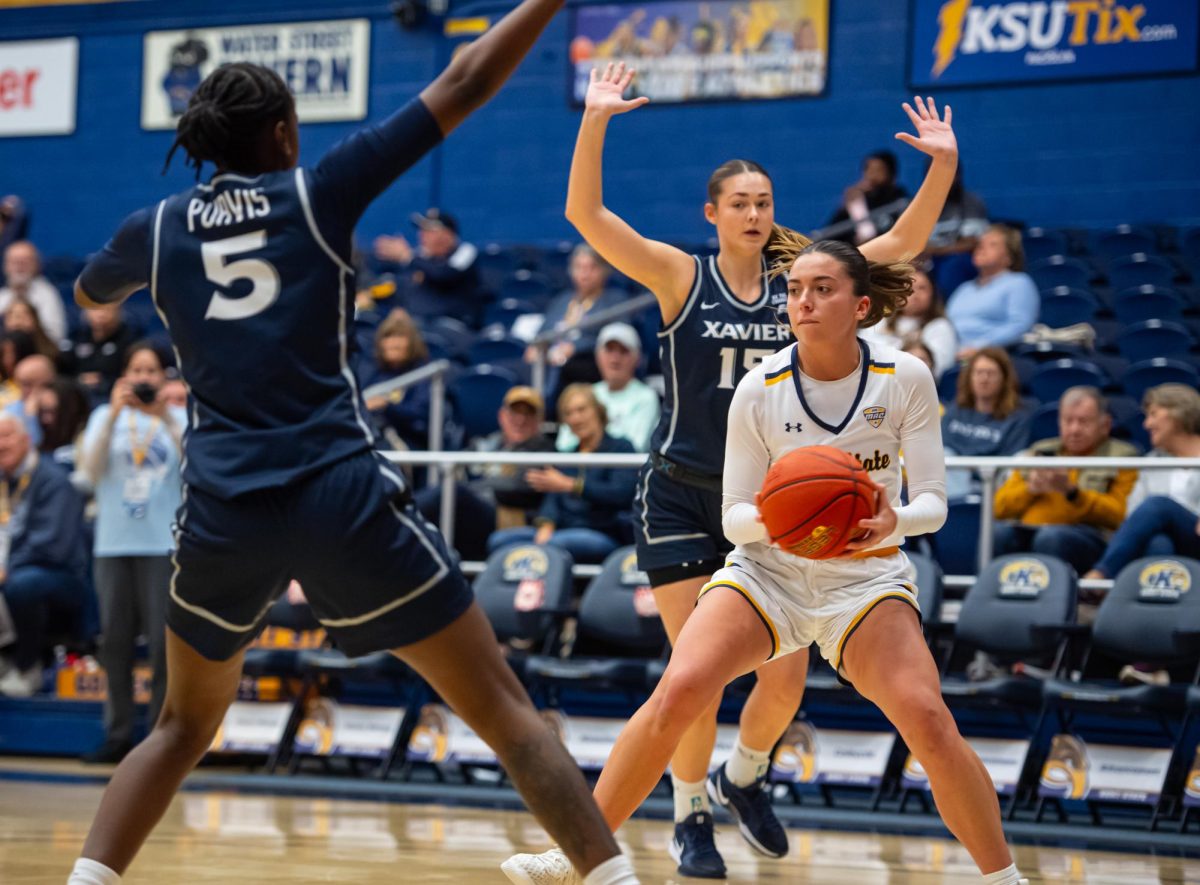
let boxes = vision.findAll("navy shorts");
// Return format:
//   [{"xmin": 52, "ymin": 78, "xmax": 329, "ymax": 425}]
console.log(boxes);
[
  {"xmin": 633, "ymin": 462, "xmax": 731, "ymax": 581},
  {"xmin": 167, "ymin": 450, "xmax": 473, "ymax": 661}
]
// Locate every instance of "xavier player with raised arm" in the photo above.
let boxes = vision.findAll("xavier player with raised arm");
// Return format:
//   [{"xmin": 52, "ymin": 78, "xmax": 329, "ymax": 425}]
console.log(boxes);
[
  {"xmin": 504, "ymin": 63, "xmax": 959, "ymax": 882},
  {"xmin": 64, "ymin": 7, "xmax": 638, "ymax": 885}
]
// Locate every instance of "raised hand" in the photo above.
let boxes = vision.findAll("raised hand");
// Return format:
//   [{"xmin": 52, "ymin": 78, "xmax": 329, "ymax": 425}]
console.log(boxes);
[
  {"xmin": 585, "ymin": 61, "xmax": 650, "ymax": 117},
  {"xmin": 895, "ymin": 95, "xmax": 957, "ymax": 160}
]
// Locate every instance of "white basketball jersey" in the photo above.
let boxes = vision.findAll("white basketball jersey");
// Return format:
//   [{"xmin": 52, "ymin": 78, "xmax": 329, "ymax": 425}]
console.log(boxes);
[{"xmin": 724, "ymin": 337, "xmax": 945, "ymax": 555}]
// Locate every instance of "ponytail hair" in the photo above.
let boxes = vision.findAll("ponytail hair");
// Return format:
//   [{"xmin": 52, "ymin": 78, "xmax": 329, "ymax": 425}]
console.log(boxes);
[
  {"xmin": 771, "ymin": 239, "xmax": 913, "ymax": 328},
  {"xmin": 163, "ymin": 62, "xmax": 295, "ymax": 179}
]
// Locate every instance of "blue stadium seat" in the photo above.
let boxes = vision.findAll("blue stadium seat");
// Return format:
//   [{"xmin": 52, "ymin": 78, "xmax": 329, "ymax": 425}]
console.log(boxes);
[
  {"xmin": 1028, "ymin": 359, "xmax": 1109, "ymax": 403},
  {"xmin": 468, "ymin": 330, "xmax": 528, "ymax": 366},
  {"xmin": 424, "ymin": 315, "xmax": 474, "ymax": 359},
  {"xmin": 1029, "ymin": 402, "xmax": 1059, "ymax": 443},
  {"xmin": 1122, "ymin": 358, "xmax": 1200, "ymax": 401},
  {"xmin": 523, "ymin": 546, "xmax": 668, "ymax": 694},
  {"xmin": 482, "ymin": 297, "xmax": 539, "ymax": 330},
  {"xmin": 1093, "ymin": 225, "xmax": 1158, "ymax": 262},
  {"xmin": 1039, "ymin": 287, "xmax": 1099, "ymax": 328},
  {"xmin": 1042, "ymin": 557, "xmax": 1200, "ymax": 724},
  {"xmin": 1023, "ymin": 229, "xmax": 1070, "ymax": 265},
  {"xmin": 475, "ymin": 244, "xmax": 519, "ymax": 290},
  {"xmin": 1115, "ymin": 320, "xmax": 1195, "ymax": 363},
  {"xmin": 473, "ymin": 543, "xmax": 576, "ymax": 669},
  {"xmin": 937, "ymin": 362, "xmax": 960, "ymax": 402},
  {"xmin": 498, "ymin": 270, "xmax": 554, "ymax": 307},
  {"xmin": 1010, "ymin": 354, "xmax": 1038, "ymax": 392},
  {"xmin": 933, "ymin": 496, "xmax": 981, "ymax": 576},
  {"xmin": 942, "ymin": 554, "xmax": 1077, "ymax": 709},
  {"xmin": 449, "ymin": 364, "xmax": 518, "ymax": 440},
  {"xmin": 1113, "ymin": 285, "xmax": 1186, "ymax": 325},
  {"xmin": 1029, "ymin": 255, "xmax": 1093, "ymax": 291},
  {"xmin": 539, "ymin": 242, "xmax": 574, "ymax": 291},
  {"xmin": 1014, "ymin": 340, "xmax": 1090, "ymax": 364},
  {"xmin": 1108, "ymin": 253, "xmax": 1177, "ymax": 292}
]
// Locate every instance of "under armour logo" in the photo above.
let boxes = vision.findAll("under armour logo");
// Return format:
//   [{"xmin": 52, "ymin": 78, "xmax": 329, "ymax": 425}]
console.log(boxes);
[{"xmin": 784, "ymin": 422, "xmax": 802, "ymax": 432}]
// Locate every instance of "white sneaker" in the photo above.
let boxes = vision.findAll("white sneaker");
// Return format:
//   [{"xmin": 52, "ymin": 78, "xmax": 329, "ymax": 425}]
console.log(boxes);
[
  {"xmin": 501, "ymin": 847, "xmax": 581, "ymax": 885},
  {"xmin": 0, "ymin": 665, "xmax": 41, "ymax": 698}
]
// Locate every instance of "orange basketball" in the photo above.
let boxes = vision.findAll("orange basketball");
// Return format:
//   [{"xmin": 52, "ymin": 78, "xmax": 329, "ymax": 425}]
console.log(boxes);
[{"xmin": 757, "ymin": 446, "xmax": 876, "ymax": 559}]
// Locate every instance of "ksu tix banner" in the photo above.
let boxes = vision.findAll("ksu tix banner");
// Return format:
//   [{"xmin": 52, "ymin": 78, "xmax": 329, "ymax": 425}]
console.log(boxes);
[
  {"xmin": 570, "ymin": 0, "xmax": 828, "ymax": 103},
  {"xmin": 909, "ymin": 0, "xmax": 1199, "ymax": 87},
  {"xmin": 142, "ymin": 19, "xmax": 370, "ymax": 130}
]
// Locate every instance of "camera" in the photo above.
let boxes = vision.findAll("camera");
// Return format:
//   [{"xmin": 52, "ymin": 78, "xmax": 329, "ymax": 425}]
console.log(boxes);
[{"xmin": 132, "ymin": 383, "xmax": 158, "ymax": 405}]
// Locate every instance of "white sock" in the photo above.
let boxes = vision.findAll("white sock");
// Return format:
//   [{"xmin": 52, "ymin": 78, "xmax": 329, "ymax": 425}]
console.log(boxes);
[
  {"xmin": 671, "ymin": 774, "xmax": 710, "ymax": 822},
  {"xmin": 725, "ymin": 737, "xmax": 772, "ymax": 787},
  {"xmin": 981, "ymin": 863, "xmax": 1022, "ymax": 885},
  {"xmin": 68, "ymin": 858, "xmax": 120, "ymax": 885},
  {"xmin": 582, "ymin": 853, "xmax": 638, "ymax": 885}
]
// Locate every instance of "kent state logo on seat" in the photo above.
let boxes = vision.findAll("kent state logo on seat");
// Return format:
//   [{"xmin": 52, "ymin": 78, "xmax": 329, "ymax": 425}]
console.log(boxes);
[
  {"xmin": 773, "ymin": 721, "xmax": 818, "ymax": 783},
  {"xmin": 1040, "ymin": 733, "xmax": 1089, "ymax": 800},
  {"xmin": 502, "ymin": 546, "xmax": 550, "ymax": 582},
  {"xmin": 909, "ymin": 0, "xmax": 1198, "ymax": 87},
  {"xmin": 620, "ymin": 551, "xmax": 658, "ymax": 617},
  {"xmin": 998, "ymin": 559, "xmax": 1050, "ymax": 598},
  {"xmin": 1137, "ymin": 560, "xmax": 1192, "ymax": 602}
]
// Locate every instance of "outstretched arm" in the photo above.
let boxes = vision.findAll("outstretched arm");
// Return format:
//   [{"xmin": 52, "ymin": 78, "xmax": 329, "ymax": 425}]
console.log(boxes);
[
  {"xmin": 860, "ymin": 97, "xmax": 958, "ymax": 265},
  {"xmin": 566, "ymin": 63, "xmax": 695, "ymax": 320},
  {"xmin": 421, "ymin": 0, "xmax": 565, "ymax": 135}
]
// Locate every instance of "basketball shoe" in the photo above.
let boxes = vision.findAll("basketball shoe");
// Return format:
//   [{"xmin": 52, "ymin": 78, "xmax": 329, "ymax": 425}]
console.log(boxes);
[
  {"xmin": 707, "ymin": 763, "xmax": 789, "ymax": 857},
  {"xmin": 501, "ymin": 847, "xmax": 580, "ymax": 884},
  {"xmin": 668, "ymin": 810, "xmax": 726, "ymax": 878}
]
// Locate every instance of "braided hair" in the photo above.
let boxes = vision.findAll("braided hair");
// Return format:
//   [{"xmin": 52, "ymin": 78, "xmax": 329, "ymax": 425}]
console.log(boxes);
[{"xmin": 163, "ymin": 62, "xmax": 295, "ymax": 179}]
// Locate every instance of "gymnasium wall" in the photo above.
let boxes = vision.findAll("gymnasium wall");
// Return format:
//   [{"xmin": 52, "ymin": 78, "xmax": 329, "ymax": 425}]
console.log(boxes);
[{"xmin": 0, "ymin": 0, "xmax": 1197, "ymax": 259}]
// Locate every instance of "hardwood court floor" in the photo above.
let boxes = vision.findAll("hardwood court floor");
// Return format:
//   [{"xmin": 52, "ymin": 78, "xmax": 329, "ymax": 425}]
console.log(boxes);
[{"xmin": 3, "ymin": 779, "xmax": 1199, "ymax": 884}]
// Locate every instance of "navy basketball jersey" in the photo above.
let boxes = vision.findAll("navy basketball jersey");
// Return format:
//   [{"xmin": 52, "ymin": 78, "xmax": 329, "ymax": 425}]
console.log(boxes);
[
  {"xmin": 649, "ymin": 254, "xmax": 791, "ymax": 475},
  {"xmin": 79, "ymin": 99, "xmax": 443, "ymax": 499}
]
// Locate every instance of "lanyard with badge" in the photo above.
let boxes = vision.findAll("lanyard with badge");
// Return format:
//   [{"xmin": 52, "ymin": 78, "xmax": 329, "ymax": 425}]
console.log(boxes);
[
  {"xmin": 123, "ymin": 411, "xmax": 160, "ymax": 518},
  {"xmin": 0, "ymin": 462, "xmax": 32, "ymax": 578}
]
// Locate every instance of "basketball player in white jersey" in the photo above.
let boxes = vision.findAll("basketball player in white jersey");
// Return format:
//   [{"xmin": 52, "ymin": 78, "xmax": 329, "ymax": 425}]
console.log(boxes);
[{"xmin": 507, "ymin": 239, "xmax": 1028, "ymax": 885}]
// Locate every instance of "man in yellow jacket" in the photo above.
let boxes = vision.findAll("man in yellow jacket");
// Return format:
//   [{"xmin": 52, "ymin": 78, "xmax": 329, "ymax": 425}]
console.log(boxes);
[{"xmin": 994, "ymin": 386, "xmax": 1139, "ymax": 574}]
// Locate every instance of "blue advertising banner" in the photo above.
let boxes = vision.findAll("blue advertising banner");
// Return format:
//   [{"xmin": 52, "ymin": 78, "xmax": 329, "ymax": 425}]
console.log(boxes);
[
  {"xmin": 570, "ymin": 0, "xmax": 829, "ymax": 104},
  {"xmin": 909, "ymin": 0, "xmax": 1199, "ymax": 88}
]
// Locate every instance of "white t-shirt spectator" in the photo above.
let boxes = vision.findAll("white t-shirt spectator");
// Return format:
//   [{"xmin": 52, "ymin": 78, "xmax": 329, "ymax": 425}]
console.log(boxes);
[{"xmin": 0, "ymin": 277, "xmax": 67, "ymax": 345}]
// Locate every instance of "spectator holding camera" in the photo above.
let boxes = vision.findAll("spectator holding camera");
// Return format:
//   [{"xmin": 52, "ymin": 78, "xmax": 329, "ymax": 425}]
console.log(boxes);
[{"xmin": 78, "ymin": 342, "xmax": 185, "ymax": 763}]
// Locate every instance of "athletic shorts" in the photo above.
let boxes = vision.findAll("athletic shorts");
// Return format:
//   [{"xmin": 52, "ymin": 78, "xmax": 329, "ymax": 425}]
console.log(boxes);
[
  {"xmin": 700, "ymin": 548, "xmax": 919, "ymax": 679},
  {"xmin": 633, "ymin": 462, "xmax": 731, "ymax": 577},
  {"xmin": 167, "ymin": 450, "xmax": 473, "ymax": 661}
]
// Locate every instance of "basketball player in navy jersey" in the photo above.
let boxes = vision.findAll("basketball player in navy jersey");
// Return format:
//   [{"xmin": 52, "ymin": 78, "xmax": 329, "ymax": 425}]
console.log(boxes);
[
  {"xmin": 505, "ymin": 63, "xmax": 958, "ymax": 882},
  {"xmin": 64, "ymin": 6, "xmax": 638, "ymax": 885}
]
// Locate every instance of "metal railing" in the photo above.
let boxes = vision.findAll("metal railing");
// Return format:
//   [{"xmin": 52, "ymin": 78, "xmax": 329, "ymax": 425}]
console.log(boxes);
[
  {"xmin": 383, "ymin": 449, "xmax": 1200, "ymax": 585},
  {"xmin": 360, "ymin": 359, "xmax": 452, "ymax": 483},
  {"xmin": 527, "ymin": 292, "xmax": 658, "ymax": 393}
]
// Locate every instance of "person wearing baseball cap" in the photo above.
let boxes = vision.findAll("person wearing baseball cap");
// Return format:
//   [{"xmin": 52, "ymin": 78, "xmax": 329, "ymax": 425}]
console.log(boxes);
[
  {"xmin": 556, "ymin": 322, "xmax": 660, "ymax": 453},
  {"xmin": 414, "ymin": 384, "xmax": 554, "ymax": 561},
  {"xmin": 372, "ymin": 206, "xmax": 484, "ymax": 327}
]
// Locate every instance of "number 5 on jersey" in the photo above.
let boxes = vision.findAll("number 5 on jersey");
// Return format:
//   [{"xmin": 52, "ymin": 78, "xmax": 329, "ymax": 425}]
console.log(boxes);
[
  {"xmin": 718, "ymin": 346, "xmax": 774, "ymax": 389},
  {"xmin": 202, "ymin": 230, "xmax": 281, "ymax": 321}
]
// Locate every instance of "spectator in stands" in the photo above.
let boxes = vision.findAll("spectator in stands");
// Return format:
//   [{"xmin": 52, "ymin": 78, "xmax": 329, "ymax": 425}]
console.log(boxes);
[
  {"xmin": 942, "ymin": 348, "xmax": 1031, "ymax": 497},
  {"xmin": 556, "ymin": 323, "xmax": 660, "ymax": 452},
  {"xmin": 0, "ymin": 196, "xmax": 29, "ymax": 254},
  {"xmin": 488, "ymin": 384, "xmax": 636, "ymax": 563},
  {"xmin": 993, "ymin": 386, "xmax": 1139, "ymax": 574},
  {"xmin": 416, "ymin": 385, "xmax": 555, "ymax": 561},
  {"xmin": 902, "ymin": 341, "xmax": 936, "ymax": 376},
  {"xmin": 861, "ymin": 268, "xmax": 956, "ymax": 378},
  {"xmin": 359, "ymin": 309, "xmax": 432, "ymax": 452},
  {"xmin": 923, "ymin": 164, "xmax": 988, "ymax": 296},
  {"xmin": 161, "ymin": 378, "xmax": 188, "ymax": 409},
  {"xmin": 79, "ymin": 342, "xmax": 185, "ymax": 761},
  {"xmin": 826, "ymin": 150, "xmax": 908, "ymax": 245},
  {"xmin": 1084, "ymin": 384, "xmax": 1200, "ymax": 582},
  {"xmin": 38, "ymin": 377, "xmax": 92, "ymax": 471},
  {"xmin": 946, "ymin": 224, "xmax": 1039, "ymax": 360},
  {"xmin": 7, "ymin": 354, "xmax": 57, "ymax": 443},
  {"xmin": 0, "ymin": 413, "xmax": 88, "ymax": 698},
  {"xmin": 527, "ymin": 245, "xmax": 627, "ymax": 400},
  {"xmin": 63, "ymin": 304, "xmax": 139, "ymax": 403},
  {"xmin": 3, "ymin": 298, "xmax": 60, "ymax": 362},
  {"xmin": 373, "ymin": 208, "xmax": 483, "ymax": 328},
  {"xmin": 0, "ymin": 241, "xmax": 67, "ymax": 345}
]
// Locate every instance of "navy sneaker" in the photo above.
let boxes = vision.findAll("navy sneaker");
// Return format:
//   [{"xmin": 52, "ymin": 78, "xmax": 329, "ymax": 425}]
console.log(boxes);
[
  {"xmin": 668, "ymin": 811, "xmax": 726, "ymax": 879},
  {"xmin": 707, "ymin": 763, "xmax": 789, "ymax": 858}
]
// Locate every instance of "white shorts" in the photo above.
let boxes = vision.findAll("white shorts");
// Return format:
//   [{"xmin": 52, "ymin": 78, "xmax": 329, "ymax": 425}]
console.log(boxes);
[{"xmin": 699, "ymin": 547, "xmax": 920, "ymax": 679}]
